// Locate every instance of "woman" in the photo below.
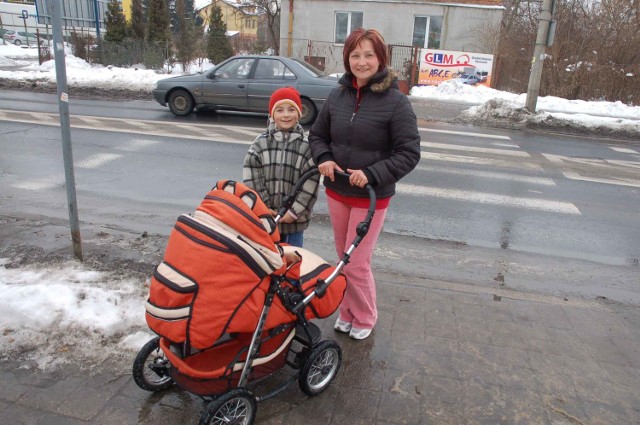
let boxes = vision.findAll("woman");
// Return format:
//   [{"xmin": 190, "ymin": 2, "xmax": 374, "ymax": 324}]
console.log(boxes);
[{"xmin": 309, "ymin": 28, "xmax": 421, "ymax": 340}]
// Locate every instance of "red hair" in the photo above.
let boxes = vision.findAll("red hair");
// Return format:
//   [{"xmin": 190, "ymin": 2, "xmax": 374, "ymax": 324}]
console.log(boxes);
[{"xmin": 342, "ymin": 28, "xmax": 388, "ymax": 74}]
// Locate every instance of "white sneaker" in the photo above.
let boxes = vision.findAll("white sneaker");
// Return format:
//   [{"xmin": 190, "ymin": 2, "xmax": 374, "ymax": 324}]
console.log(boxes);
[
  {"xmin": 349, "ymin": 327, "xmax": 372, "ymax": 340},
  {"xmin": 334, "ymin": 318, "xmax": 352, "ymax": 333}
]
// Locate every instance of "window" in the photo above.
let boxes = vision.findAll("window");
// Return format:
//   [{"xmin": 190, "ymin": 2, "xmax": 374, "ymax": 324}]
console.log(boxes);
[
  {"xmin": 214, "ymin": 58, "xmax": 255, "ymax": 79},
  {"xmin": 254, "ymin": 59, "xmax": 297, "ymax": 81},
  {"xmin": 334, "ymin": 11, "xmax": 363, "ymax": 44},
  {"xmin": 412, "ymin": 16, "xmax": 442, "ymax": 49}
]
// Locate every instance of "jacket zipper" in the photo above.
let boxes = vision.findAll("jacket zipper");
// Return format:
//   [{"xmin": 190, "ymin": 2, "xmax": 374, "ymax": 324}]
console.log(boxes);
[{"xmin": 347, "ymin": 88, "xmax": 362, "ymax": 166}]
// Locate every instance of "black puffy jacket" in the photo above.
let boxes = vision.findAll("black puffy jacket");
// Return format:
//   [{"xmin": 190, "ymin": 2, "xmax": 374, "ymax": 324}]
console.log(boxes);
[{"xmin": 309, "ymin": 68, "xmax": 421, "ymax": 199}]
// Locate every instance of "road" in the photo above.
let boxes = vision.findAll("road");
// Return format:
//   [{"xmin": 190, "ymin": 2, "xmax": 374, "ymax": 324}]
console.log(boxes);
[{"xmin": 1, "ymin": 90, "xmax": 639, "ymax": 304}]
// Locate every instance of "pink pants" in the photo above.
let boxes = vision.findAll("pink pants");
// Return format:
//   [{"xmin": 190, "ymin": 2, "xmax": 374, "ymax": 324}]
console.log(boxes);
[{"xmin": 327, "ymin": 195, "xmax": 388, "ymax": 329}]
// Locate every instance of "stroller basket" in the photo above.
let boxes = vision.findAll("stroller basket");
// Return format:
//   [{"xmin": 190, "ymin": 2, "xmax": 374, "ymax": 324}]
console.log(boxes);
[
  {"xmin": 158, "ymin": 322, "xmax": 321, "ymax": 396},
  {"xmin": 160, "ymin": 326, "xmax": 295, "ymax": 396}
]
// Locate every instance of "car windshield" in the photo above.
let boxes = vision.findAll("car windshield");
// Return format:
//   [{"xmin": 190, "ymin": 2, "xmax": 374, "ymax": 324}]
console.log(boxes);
[{"xmin": 291, "ymin": 59, "xmax": 325, "ymax": 77}]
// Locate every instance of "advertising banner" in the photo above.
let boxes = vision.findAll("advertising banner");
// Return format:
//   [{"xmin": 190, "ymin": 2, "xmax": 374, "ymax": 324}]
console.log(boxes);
[{"xmin": 418, "ymin": 49, "xmax": 494, "ymax": 87}]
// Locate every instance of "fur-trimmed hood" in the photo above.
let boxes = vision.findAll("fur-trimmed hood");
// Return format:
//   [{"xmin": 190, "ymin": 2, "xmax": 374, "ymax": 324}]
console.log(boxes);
[{"xmin": 338, "ymin": 67, "xmax": 399, "ymax": 93}]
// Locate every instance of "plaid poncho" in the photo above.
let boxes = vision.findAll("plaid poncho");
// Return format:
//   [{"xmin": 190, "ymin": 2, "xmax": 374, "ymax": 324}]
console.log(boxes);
[{"xmin": 243, "ymin": 119, "xmax": 320, "ymax": 235}]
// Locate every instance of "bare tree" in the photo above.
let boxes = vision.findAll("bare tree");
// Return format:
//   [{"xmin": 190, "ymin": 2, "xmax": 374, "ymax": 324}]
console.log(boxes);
[
  {"xmin": 248, "ymin": 0, "xmax": 280, "ymax": 55},
  {"xmin": 495, "ymin": 0, "xmax": 639, "ymax": 104}
]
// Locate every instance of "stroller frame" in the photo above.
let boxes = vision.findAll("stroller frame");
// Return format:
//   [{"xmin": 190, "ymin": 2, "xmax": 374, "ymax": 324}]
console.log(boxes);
[{"xmin": 133, "ymin": 169, "xmax": 376, "ymax": 425}]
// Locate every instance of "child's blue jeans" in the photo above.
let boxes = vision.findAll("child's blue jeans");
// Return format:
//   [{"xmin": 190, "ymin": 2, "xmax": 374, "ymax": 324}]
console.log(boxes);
[{"xmin": 281, "ymin": 231, "xmax": 304, "ymax": 248}]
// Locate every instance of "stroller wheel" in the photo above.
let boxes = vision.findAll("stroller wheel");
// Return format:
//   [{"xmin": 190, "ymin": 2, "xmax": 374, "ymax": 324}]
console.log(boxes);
[
  {"xmin": 132, "ymin": 337, "xmax": 174, "ymax": 392},
  {"xmin": 298, "ymin": 339, "xmax": 342, "ymax": 396},
  {"xmin": 199, "ymin": 388, "xmax": 257, "ymax": 425}
]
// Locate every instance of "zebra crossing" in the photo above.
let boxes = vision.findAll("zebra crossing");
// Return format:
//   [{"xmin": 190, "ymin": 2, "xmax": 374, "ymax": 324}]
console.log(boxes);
[
  {"xmin": 399, "ymin": 126, "xmax": 640, "ymax": 216},
  {"xmin": 0, "ymin": 109, "xmax": 258, "ymax": 145},
  {"xmin": 3, "ymin": 109, "xmax": 640, "ymax": 215},
  {"xmin": 401, "ymin": 128, "xmax": 580, "ymax": 215}
]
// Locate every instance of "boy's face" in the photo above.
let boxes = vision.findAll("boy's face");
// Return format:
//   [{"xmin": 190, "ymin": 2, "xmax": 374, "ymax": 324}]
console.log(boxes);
[{"xmin": 272, "ymin": 104, "xmax": 299, "ymax": 130}]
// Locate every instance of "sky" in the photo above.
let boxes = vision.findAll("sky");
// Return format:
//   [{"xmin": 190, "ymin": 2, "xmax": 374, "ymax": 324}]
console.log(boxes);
[{"xmin": 1, "ymin": 43, "xmax": 639, "ymax": 371}]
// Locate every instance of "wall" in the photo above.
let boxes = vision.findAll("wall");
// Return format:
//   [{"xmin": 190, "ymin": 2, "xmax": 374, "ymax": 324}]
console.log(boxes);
[
  {"xmin": 198, "ymin": 0, "xmax": 259, "ymax": 39},
  {"xmin": 280, "ymin": 0, "xmax": 503, "ymax": 53}
]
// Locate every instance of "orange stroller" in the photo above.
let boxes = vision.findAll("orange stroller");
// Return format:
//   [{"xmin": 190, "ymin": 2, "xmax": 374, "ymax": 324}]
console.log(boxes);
[{"xmin": 132, "ymin": 170, "xmax": 376, "ymax": 425}]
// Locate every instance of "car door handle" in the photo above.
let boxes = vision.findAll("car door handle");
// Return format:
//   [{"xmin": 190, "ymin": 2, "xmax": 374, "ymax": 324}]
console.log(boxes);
[{"xmin": 237, "ymin": 84, "xmax": 246, "ymax": 89}]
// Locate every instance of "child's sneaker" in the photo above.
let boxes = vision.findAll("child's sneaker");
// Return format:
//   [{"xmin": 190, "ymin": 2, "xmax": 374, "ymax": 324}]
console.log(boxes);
[
  {"xmin": 334, "ymin": 318, "xmax": 352, "ymax": 333},
  {"xmin": 349, "ymin": 327, "xmax": 372, "ymax": 340}
]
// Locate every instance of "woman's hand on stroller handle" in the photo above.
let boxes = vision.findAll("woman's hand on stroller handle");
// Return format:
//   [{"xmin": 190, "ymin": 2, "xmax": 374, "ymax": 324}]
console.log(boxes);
[{"xmin": 318, "ymin": 161, "xmax": 342, "ymax": 182}]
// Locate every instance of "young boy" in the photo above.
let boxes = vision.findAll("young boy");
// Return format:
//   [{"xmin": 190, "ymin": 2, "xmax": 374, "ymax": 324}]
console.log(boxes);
[{"xmin": 243, "ymin": 87, "xmax": 320, "ymax": 247}]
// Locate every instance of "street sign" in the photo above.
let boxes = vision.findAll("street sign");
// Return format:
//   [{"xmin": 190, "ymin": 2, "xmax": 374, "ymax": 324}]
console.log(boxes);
[{"xmin": 21, "ymin": 9, "xmax": 28, "ymax": 19}]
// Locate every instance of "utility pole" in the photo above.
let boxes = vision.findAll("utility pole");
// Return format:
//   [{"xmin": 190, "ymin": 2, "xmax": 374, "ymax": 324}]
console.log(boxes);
[
  {"xmin": 287, "ymin": 0, "xmax": 294, "ymax": 57},
  {"xmin": 525, "ymin": 0, "xmax": 555, "ymax": 112},
  {"xmin": 48, "ymin": 0, "xmax": 83, "ymax": 261}
]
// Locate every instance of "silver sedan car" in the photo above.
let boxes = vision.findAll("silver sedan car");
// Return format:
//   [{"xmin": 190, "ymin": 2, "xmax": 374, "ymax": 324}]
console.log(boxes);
[{"xmin": 152, "ymin": 55, "xmax": 339, "ymax": 125}]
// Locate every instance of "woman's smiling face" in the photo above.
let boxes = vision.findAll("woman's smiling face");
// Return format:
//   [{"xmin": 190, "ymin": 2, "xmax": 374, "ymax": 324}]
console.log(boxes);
[{"xmin": 348, "ymin": 39, "xmax": 380, "ymax": 86}]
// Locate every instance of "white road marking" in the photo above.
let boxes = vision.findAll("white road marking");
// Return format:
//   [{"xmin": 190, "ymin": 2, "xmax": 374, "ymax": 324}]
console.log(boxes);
[
  {"xmin": 562, "ymin": 171, "xmax": 640, "ymax": 188},
  {"xmin": 396, "ymin": 183, "xmax": 581, "ymax": 215},
  {"xmin": 124, "ymin": 120, "xmax": 156, "ymax": 130},
  {"xmin": 421, "ymin": 151, "xmax": 543, "ymax": 170},
  {"xmin": 492, "ymin": 142, "xmax": 520, "ymax": 148},
  {"xmin": 11, "ymin": 175, "xmax": 64, "ymax": 190},
  {"xmin": 421, "ymin": 141, "xmax": 529, "ymax": 157},
  {"xmin": 75, "ymin": 116, "xmax": 104, "ymax": 126},
  {"xmin": 0, "ymin": 110, "xmax": 254, "ymax": 145},
  {"xmin": 119, "ymin": 138, "xmax": 160, "ymax": 151},
  {"xmin": 416, "ymin": 164, "xmax": 555, "ymax": 186},
  {"xmin": 231, "ymin": 127, "xmax": 262, "ymax": 138},
  {"xmin": 607, "ymin": 159, "xmax": 640, "ymax": 169},
  {"xmin": 609, "ymin": 147, "xmax": 638, "ymax": 154},
  {"xmin": 76, "ymin": 153, "xmax": 122, "ymax": 169},
  {"xmin": 418, "ymin": 127, "xmax": 511, "ymax": 140},
  {"xmin": 542, "ymin": 153, "xmax": 640, "ymax": 170}
]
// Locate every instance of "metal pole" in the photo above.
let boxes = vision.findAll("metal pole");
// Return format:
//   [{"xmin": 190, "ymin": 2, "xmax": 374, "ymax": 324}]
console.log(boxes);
[
  {"xmin": 93, "ymin": 0, "xmax": 100, "ymax": 39},
  {"xmin": 525, "ymin": 0, "xmax": 553, "ymax": 112},
  {"xmin": 22, "ymin": 11, "xmax": 30, "ymax": 44},
  {"xmin": 48, "ymin": 0, "xmax": 83, "ymax": 261},
  {"xmin": 0, "ymin": 15, "xmax": 5, "ymax": 45},
  {"xmin": 287, "ymin": 0, "xmax": 294, "ymax": 56}
]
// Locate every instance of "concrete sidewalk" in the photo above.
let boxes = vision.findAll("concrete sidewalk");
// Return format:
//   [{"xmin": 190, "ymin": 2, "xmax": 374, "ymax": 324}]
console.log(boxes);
[{"xmin": 1, "ymin": 251, "xmax": 639, "ymax": 424}]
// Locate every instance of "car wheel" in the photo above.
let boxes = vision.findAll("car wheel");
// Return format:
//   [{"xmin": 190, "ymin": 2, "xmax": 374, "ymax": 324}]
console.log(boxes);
[
  {"xmin": 14, "ymin": 40, "xmax": 21, "ymax": 46},
  {"xmin": 299, "ymin": 97, "xmax": 317, "ymax": 126},
  {"xmin": 168, "ymin": 89, "xmax": 195, "ymax": 116}
]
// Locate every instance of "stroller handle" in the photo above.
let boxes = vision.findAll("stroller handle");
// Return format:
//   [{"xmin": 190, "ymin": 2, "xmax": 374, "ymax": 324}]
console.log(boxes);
[
  {"xmin": 275, "ymin": 168, "xmax": 320, "ymax": 222},
  {"xmin": 292, "ymin": 170, "xmax": 377, "ymax": 313},
  {"xmin": 277, "ymin": 168, "xmax": 377, "ymax": 242}
]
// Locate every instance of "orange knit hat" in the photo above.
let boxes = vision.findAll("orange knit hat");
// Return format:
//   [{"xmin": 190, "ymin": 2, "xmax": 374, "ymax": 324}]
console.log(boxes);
[{"xmin": 269, "ymin": 87, "xmax": 302, "ymax": 118}]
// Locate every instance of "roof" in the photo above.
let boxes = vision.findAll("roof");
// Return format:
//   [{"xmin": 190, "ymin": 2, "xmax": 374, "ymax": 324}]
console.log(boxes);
[{"xmin": 194, "ymin": 0, "xmax": 260, "ymax": 15}]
